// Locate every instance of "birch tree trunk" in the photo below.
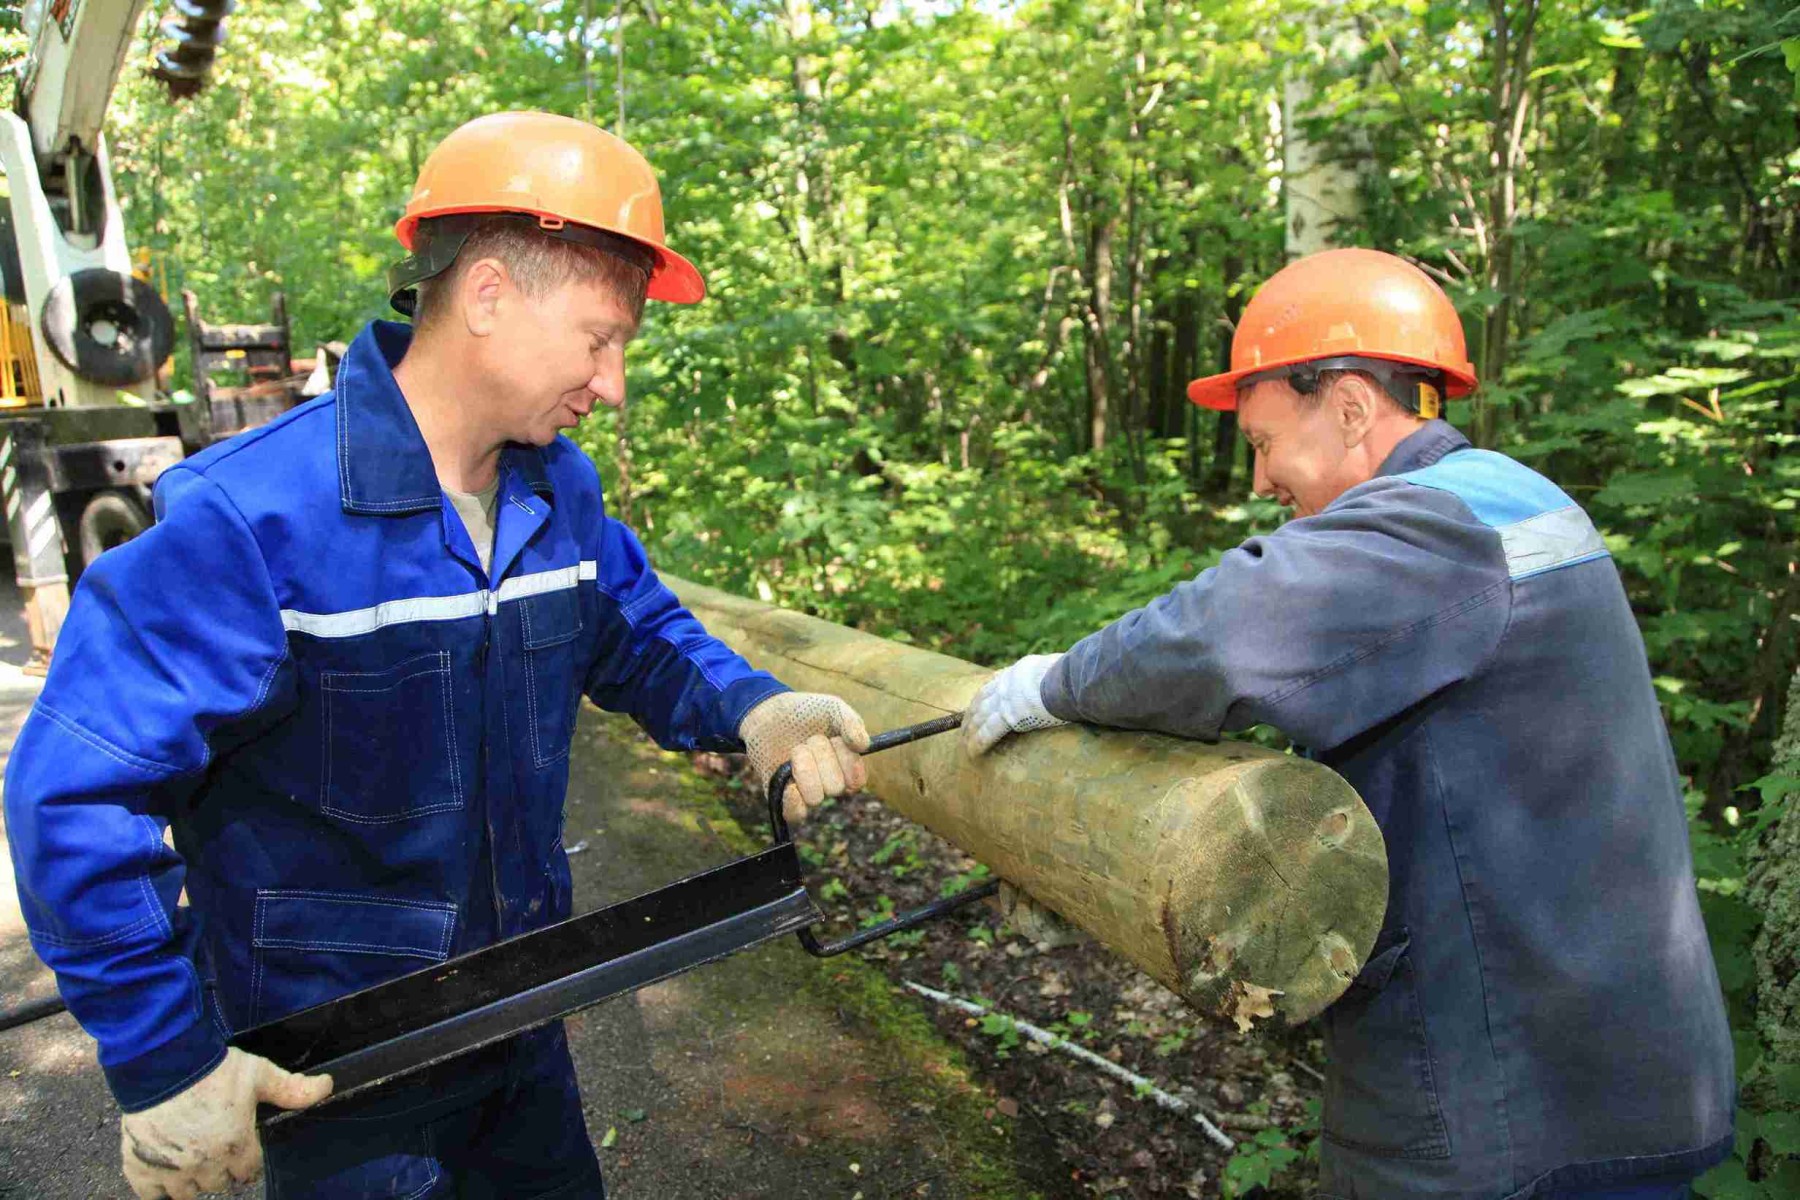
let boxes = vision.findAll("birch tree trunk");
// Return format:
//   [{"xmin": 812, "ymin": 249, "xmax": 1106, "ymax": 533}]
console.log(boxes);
[{"xmin": 1282, "ymin": 17, "xmax": 1367, "ymax": 259}]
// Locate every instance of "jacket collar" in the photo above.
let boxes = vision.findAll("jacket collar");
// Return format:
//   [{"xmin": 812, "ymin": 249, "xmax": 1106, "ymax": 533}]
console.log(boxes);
[
  {"xmin": 1375, "ymin": 419, "xmax": 1470, "ymax": 479},
  {"xmin": 336, "ymin": 320, "xmax": 555, "ymax": 515}
]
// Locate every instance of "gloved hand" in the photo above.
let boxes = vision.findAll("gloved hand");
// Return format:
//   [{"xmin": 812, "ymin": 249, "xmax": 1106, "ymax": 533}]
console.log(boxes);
[
  {"xmin": 120, "ymin": 1047, "xmax": 332, "ymax": 1200},
  {"xmin": 990, "ymin": 881, "xmax": 1089, "ymax": 949},
  {"xmin": 739, "ymin": 692, "xmax": 871, "ymax": 825},
  {"xmin": 962, "ymin": 654, "xmax": 1069, "ymax": 757}
]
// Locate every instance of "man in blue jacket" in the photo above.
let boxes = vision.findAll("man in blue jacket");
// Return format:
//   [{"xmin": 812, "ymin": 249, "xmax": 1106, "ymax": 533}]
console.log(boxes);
[
  {"xmin": 964, "ymin": 249, "xmax": 1735, "ymax": 1199},
  {"xmin": 5, "ymin": 112, "xmax": 870, "ymax": 1199}
]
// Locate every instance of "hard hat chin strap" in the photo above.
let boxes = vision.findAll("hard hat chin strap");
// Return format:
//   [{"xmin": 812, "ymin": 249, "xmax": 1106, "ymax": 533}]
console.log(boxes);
[
  {"xmin": 1238, "ymin": 355, "xmax": 1445, "ymax": 420},
  {"xmin": 387, "ymin": 213, "xmax": 658, "ymax": 317}
]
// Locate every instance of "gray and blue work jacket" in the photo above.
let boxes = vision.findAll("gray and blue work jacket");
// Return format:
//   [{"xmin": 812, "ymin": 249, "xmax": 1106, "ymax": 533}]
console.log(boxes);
[{"xmin": 1041, "ymin": 421, "xmax": 1735, "ymax": 1199}]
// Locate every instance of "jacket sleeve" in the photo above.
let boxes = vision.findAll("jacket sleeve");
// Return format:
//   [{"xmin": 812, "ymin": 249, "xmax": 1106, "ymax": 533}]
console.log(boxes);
[
  {"xmin": 1039, "ymin": 478, "xmax": 1514, "ymax": 752},
  {"xmin": 584, "ymin": 513, "xmax": 787, "ymax": 750},
  {"xmin": 3, "ymin": 468, "xmax": 292, "ymax": 1111}
]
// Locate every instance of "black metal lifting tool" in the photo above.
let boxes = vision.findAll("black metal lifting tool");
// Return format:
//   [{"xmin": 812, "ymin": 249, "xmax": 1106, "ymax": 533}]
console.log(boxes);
[{"xmin": 0, "ymin": 714, "xmax": 1001, "ymax": 1119}]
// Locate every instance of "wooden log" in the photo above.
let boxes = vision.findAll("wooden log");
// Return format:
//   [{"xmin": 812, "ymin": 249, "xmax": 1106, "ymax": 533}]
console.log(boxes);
[{"xmin": 669, "ymin": 578, "xmax": 1388, "ymax": 1028}]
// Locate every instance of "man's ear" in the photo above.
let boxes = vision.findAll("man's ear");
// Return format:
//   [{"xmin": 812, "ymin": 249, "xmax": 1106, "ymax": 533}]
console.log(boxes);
[
  {"xmin": 1332, "ymin": 374, "xmax": 1380, "ymax": 449},
  {"xmin": 459, "ymin": 257, "xmax": 509, "ymax": 338}
]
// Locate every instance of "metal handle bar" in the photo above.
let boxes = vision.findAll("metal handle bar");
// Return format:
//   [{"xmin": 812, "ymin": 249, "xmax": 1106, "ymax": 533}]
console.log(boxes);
[{"xmin": 765, "ymin": 712, "xmax": 999, "ymax": 958}]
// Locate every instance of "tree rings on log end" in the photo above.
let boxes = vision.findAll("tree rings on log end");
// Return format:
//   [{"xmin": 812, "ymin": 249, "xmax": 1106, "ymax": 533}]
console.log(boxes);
[{"xmin": 1158, "ymin": 758, "xmax": 1386, "ymax": 1027}]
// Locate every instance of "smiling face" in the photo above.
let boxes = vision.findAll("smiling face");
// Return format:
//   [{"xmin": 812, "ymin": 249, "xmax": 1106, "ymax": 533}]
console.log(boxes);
[
  {"xmin": 407, "ymin": 217, "xmax": 651, "ymax": 451},
  {"xmin": 475, "ymin": 268, "xmax": 640, "ymax": 446},
  {"xmin": 1237, "ymin": 372, "xmax": 1413, "ymax": 518}
]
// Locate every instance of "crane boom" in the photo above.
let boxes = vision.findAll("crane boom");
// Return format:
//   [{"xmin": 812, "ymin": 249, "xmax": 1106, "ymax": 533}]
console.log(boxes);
[
  {"xmin": 0, "ymin": 0, "xmax": 249, "ymax": 671},
  {"xmin": 19, "ymin": 0, "xmax": 153, "ymax": 166}
]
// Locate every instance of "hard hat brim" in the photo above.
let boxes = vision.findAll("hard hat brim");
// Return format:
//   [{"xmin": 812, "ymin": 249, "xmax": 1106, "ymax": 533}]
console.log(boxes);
[
  {"xmin": 395, "ymin": 206, "xmax": 707, "ymax": 306},
  {"xmin": 1187, "ymin": 352, "xmax": 1477, "ymax": 413},
  {"xmin": 1186, "ymin": 369, "xmax": 1249, "ymax": 412},
  {"xmin": 647, "ymin": 245, "xmax": 705, "ymax": 305}
]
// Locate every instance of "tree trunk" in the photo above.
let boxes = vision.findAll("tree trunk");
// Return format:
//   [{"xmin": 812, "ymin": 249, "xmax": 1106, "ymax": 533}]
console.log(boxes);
[
  {"xmin": 1477, "ymin": 0, "xmax": 1539, "ymax": 447},
  {"xmin": 1205, "ymin": 252, "xmax": 1245, "ymax": 496},
  {"xmin": 1083, "ymin": 215, "xmax": 1116, "ymax": 454},
  {"xmin": 1748, "ymin": 665, "xmax": 1800, "ymax": 1067},
  {"xmin": 1282, "ymin": 15, "xmax": 1368, "ymax": 258},
  {"xmin": 1119, "ymin": 0, "xmax": 1153, "ymax": 484},
  {"xmin": 670, "ymin": 577, "xmax": 1389, "ymax": 1028},
  {"xmin": 781, "ymin": 0, "xmax": 833, "ymax": 295}
]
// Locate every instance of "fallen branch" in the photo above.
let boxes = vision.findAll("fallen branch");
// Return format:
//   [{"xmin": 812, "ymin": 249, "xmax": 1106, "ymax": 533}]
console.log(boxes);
[{"xmin": 902, "ymin": 980, "xmax": 1235, "ymax": 1152}]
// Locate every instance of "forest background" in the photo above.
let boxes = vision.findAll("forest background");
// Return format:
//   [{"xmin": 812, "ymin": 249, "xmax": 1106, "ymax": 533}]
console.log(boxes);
[{"xmin": 25, "ymin": 0, "xmax": 1800, "ymax": 1192}]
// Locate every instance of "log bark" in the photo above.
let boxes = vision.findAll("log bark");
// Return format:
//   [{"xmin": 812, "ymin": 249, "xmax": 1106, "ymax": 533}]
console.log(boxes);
[{"xmin": 669, "ymin": 578, "xmax": 1388, "ymax": 1028}]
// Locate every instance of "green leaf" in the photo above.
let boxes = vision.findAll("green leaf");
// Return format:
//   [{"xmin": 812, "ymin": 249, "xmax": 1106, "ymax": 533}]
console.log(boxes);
[
  {"xmin": 1694, "ymin": 1155, "xmax": 1763, "ymax": 1200},
  {"xmin": 1697, "ymin": 892, "xmax": 1761, "ymax": 999},
  {"xmin": 1743, "ymin": 772, "xmax": 1800, "ymax": 806},
  {"xmin": 1759, "ymin": 1111, "xmax": 1800, "ymax": 1156},
  {"xmin": 1594, "ymin": 472, "xmax": 1691, "ymax": 507},
  {"xmin": 600, "ymin": 1126, "xmax": 618, "ymax": 1149},
  {"xmin": 1766, "ymin": 1062, "xmax": 1800, "ymax": 1106},
  {"xmin": 1765, "ymin": 1160, "xmax": 1800, "ymax": 1196}
]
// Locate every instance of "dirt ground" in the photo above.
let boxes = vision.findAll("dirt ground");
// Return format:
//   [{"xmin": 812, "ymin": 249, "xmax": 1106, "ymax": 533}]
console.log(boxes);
[
  {"xmin": 0, "ymin": 642, "xmax": 1326, "ymax": 1199},
  {"xmin": 698, "ymin": 750, "xmax": 1327, "ymax": 1199}
]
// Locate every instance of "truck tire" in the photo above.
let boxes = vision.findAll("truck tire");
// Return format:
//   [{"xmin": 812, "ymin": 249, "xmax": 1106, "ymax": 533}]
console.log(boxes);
[
  {"xmin": 77, "ymin": 489, "xmax": 150, "ymax": 570},
  {"xmin": 40, "ymin": 269, "xmax": 176, "ymax": 387}
]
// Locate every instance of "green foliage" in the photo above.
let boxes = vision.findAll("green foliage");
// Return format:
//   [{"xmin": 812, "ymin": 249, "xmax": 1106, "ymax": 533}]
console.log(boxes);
[
  {"xmin": 1221, "ymin": 1129, "xmax": 1300, "ymax": 1197},
  {"xmin": 1221, "ymin": 1100, "xmax": 1319, "ymax": 1198},
  {"xmin": 1046, "ymin": 1010, "xmax": 1097, "ymax": 1044},
  {"xmin": 977, "ymin": 1011, "xmax": 1021, "ymax": 1058},
  {"xmin": 102, "ymin": 0, "xmax": 1799, "ymax": 1188},
  {"xmin": 940, "ymin": 863, "xmax": 993, "ymax": 898},
  {"xmin": 1152, "ymin": 1025, "xmax": 1193, "ymax": 1057},
  {"xmin": 872, "ymin": 829, "xmax": 926, "ymax": 878}
]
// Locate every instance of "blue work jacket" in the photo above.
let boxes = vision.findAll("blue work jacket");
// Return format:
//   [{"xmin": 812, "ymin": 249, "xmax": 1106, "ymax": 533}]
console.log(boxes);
[
  {"xmin": 1042, "ymin": 422, "xmax": 1735, "ymax": 1199},
  {"xmin": 4, "ymin": 320, "xmax": 786, "ymax": 1113}
]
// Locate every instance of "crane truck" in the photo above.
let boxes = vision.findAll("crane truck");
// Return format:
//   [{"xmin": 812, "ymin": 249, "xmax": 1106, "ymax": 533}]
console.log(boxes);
[{"xmin": 0, "ymin": 0, "xmax": 306, "ymax": 671}]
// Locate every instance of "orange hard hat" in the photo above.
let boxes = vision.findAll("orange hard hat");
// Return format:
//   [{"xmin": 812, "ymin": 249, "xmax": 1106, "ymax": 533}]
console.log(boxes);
[
  {"xmin": 392, "ymin": 111, "xmax": 703, "ymax": 306},
  {"xmin": 1187, "ymin": 248, "xmax": 1476, "ymax": 412}
]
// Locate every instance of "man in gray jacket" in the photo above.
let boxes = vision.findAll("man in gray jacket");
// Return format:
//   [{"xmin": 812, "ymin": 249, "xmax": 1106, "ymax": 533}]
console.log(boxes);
[{"xmin": 964, "ymin": 249, "xmax": 1734, "ymax": 1200}]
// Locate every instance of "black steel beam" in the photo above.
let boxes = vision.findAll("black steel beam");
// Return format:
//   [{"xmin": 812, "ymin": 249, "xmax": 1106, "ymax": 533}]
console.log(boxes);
[{"xmin": 239, "ymin": 845, "xmax": 821, "ymax": 1120}]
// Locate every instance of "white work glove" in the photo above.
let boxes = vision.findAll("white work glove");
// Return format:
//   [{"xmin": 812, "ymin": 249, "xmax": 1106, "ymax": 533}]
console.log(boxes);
[
  {"xmin": 739, "ymin": 692, "xmax": 871, "ymax": 826},
  {"xmin": 962, "ymin": 654, "xmax": 1069, "ymax": 757},
  {"xmin": 120, "ymin": 1047, "xmax": 332, "ymax": 1200}
]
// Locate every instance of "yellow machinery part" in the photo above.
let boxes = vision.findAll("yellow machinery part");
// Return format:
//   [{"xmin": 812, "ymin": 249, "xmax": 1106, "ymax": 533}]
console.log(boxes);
[{"xmin": 0, "ymin": 302, "xmax": 41, "ymax": 407}]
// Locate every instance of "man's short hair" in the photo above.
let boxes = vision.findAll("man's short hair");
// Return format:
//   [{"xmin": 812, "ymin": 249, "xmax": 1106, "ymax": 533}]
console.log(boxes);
[
  {"xmin": 1286, "ymin": 362, "xmax": 1440, "ymax": 415},
  {"xmin": 412, "ymin": 217, "xmax": 651, "ymax": 330},
  {"xmin": 1305, "ymin": 368, "xmax": 1407, "ymax": 412}
]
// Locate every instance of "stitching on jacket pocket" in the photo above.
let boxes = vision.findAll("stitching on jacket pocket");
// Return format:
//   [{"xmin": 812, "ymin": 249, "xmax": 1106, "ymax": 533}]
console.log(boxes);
[
  {"xmin": 318, "ymin": 651, "xmax": 462, "ymax": 823},
  {"xmin": 250, "ymin": 890, "xmax": 456, "ymax": 1026},
  {"xmin": 520, "ymin": 592, "xmax": 581, "ymax": 769},
  {"xmin": 521, "ymin": 588, "xmax": 582, "ymax": 650}
]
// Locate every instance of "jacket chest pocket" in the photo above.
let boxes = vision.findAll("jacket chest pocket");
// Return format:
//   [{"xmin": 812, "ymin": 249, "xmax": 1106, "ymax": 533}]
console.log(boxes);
[
  {"xmin": 319, "ymin": 651, "xmax": 466, "ymax": 822},
  {"xmin": 517, "ymin": 589, "xmax": 583, "ymax": 769}
]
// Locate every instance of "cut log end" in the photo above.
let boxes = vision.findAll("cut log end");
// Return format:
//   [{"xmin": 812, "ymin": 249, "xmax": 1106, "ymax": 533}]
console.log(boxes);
[{"xmin": 1150, "ymin": 758, "xmax": 1385, "ymax": 1026}]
